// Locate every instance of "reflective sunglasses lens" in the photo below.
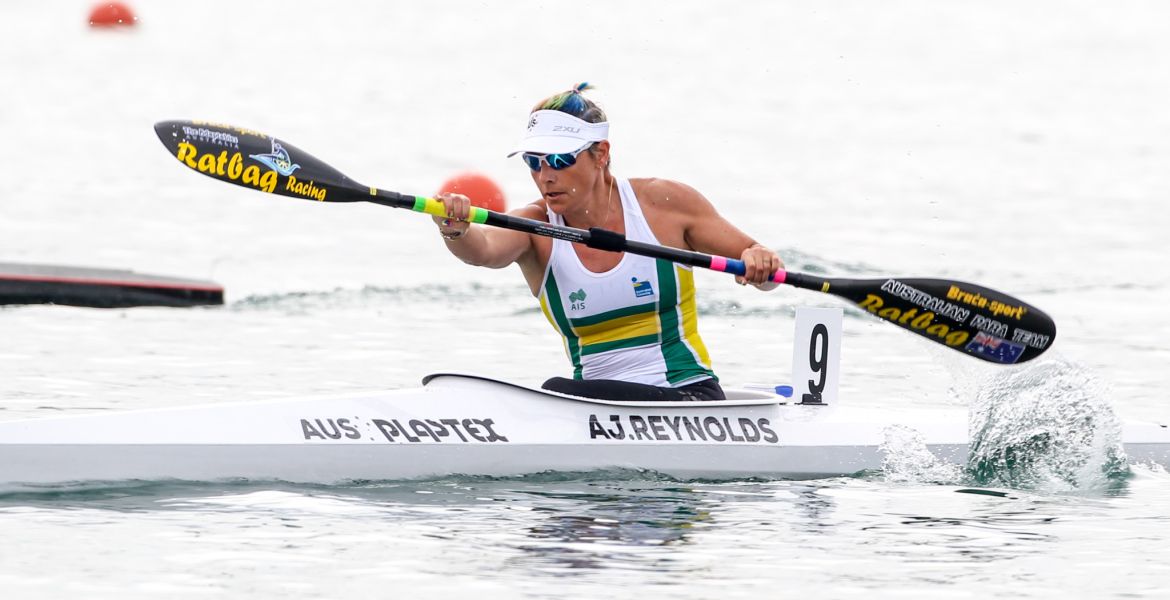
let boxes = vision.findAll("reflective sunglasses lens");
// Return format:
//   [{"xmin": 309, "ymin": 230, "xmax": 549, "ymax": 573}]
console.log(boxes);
[
  {"xmin": 547, "ymin": 153, "xmax": 575, "ymax": 170},
  {"xmin": 521, "ymin": 146, "xmax": 586, "ymax": 171}
]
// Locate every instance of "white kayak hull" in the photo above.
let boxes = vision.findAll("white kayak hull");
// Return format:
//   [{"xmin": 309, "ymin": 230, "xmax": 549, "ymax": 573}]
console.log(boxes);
[{"xmin": 0, "ymin": 374, "xmax": 1166, "ymax": 486}]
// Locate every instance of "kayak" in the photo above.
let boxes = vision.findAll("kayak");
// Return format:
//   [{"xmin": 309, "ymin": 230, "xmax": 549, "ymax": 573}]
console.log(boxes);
[
  {"xmin": 0, "ymin": 374, "xmax": 1167, "ymax": 487},
  {"xmin": 0, "ymin": 262, "xmax": 223, "ymax": 308}
]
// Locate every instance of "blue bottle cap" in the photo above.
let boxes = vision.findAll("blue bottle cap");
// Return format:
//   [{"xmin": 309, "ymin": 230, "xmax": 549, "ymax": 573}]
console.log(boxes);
[{"xmin": 774, "ymin": 385, "xmax": 793, "ymax": 398}]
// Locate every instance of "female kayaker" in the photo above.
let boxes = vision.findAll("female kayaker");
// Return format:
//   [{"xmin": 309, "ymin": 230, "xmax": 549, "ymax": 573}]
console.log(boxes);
[{"xmin": 433, "ymin": 83, "xmax": 782, "ymax": 401}]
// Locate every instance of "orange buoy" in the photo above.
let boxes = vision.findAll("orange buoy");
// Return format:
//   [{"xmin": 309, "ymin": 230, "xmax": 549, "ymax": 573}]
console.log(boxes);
[
  {"xmin": 436, "ymin": 172, "xmax": 506, "ymax": 213},
  {"xmin": 88, "ymin": 2, "xmax": 137, "ymax": 27}
]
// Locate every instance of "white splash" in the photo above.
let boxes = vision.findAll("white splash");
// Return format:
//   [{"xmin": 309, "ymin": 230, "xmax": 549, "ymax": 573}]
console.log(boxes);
[
  {"xmin": 966, "ymin": 356, "xmax": 1129, "ymax": 492},
  {"xmin": 880, "ymin": 424, "xmax": 964, "ymax": 484}
]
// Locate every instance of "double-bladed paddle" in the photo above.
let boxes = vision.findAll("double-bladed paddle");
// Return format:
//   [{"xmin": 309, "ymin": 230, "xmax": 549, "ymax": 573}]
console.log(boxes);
[{"xmin": 154, "ymin": 120, "xmax": 1056, "ymax": 364}]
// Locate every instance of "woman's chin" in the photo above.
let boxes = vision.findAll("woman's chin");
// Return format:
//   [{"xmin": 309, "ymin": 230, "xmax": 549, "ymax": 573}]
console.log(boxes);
[{"xmin": 544, "ymin": 194, "xmax": 570, "ymax": 210}]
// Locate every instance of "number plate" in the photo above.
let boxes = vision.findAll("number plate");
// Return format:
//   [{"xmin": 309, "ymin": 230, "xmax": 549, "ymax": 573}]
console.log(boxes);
[{"xmin": 791, "ymin": 307, "xmax": 842, "ymax": 405}]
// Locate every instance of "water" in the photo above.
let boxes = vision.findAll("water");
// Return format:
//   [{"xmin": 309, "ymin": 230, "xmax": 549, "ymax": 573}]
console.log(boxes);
[
  {"xmin": 3, "ymin": 474, "xmax": 1170, "ymax": 598},
  {"xmin": 2, "ymin": 0, "xmax": 1169, "ymax": 597}
]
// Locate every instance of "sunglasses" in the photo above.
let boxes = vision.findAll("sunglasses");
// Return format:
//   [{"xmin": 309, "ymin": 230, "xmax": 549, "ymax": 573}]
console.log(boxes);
[{"xmin": 520, "ymin": 143, "xmax": 593, "ymax": 172}]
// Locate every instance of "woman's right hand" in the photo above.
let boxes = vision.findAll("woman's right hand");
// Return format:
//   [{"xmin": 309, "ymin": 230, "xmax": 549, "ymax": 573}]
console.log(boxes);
[{"xmin": 433, "ymin": 192, "xmax": 472, "ymax": 240}]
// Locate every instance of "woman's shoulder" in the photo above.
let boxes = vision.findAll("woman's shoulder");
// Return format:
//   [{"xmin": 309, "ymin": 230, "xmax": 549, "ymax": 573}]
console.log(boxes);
[
  {"xmin": 629, "ymin": 177, "xmax": 711, "ymax": 214},
  {"xmin": 630, "ymin": 177, "xmax": 696, "ymax": 195},
  {"xmin": 513, "ymin": 199, "xmax": 550, "ymax": 221}
]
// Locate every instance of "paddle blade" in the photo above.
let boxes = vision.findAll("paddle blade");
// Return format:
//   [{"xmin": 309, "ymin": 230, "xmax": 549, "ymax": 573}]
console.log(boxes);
[
  {"xmin": 825, "ymin": 277, "xmax": 1056, "ymax": 364},
  {"xmin": 154, "ymin": 120, "xmax": 366, "ymax": 202}
]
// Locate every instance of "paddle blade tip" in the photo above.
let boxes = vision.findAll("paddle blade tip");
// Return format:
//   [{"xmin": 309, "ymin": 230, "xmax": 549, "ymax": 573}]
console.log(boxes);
[{"xmin": 153, "ymin": 120, "xmax": 184, "ymax": 151}]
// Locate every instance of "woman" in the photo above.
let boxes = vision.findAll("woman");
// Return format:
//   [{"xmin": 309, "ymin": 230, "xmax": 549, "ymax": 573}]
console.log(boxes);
[{"xmin": 434, "ymin": 83, "xmax": 783, "ymax": 401}]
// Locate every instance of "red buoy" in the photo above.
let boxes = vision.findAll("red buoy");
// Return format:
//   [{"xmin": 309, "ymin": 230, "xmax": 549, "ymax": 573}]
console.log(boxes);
[
  {"xmin": 436, "ymin": 172, "xmax": 506, "ymax": 213},
  {"xmin": 88, "ymin": 2, "xmax": 137, "ymax": 27}
]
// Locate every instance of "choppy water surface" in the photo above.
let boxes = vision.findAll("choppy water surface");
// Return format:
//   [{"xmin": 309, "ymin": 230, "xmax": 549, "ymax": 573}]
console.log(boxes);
[
  {"xmin": 3, "ymin": 472, "xmax": 1170, "ymax": 599},
  {"xmin": 2, "ymin": 0, "xmax": 1169, "ymax": 597}
]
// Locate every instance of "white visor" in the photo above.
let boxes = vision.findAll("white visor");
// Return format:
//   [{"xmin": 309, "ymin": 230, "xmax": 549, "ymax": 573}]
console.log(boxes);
[{"xmin": 506, "ymin": 109, "xmax": 609, "ymax": 157}]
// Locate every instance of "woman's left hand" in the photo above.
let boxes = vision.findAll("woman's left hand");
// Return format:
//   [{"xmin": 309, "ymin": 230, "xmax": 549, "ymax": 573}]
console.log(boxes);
[{"xmin": 736, "ymin": 243, "xmax": 783, "ymax": 289}]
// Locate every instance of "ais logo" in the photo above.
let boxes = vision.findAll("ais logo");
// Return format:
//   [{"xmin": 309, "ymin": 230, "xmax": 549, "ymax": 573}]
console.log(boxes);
[{"xmin": 569, "ymin": 288, "xmax": 587, "ymax": 311}]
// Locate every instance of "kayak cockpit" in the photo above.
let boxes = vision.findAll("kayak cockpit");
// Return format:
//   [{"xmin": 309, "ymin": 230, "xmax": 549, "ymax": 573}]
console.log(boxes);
[{"xmin": 420, "ymin": 373, "xmax": 790, "ymax": 408}]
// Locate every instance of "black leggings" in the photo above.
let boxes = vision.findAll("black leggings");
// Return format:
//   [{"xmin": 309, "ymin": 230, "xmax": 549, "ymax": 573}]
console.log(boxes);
[{"xmin": 541, "ymin": 377, "xmax": 726, "ymax": 402}]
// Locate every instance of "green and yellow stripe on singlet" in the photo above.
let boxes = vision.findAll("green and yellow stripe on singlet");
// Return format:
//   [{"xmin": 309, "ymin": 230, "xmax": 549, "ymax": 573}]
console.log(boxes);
[
  {"xmin": 656, "ymin": 260, "xmax": 714, "ymax": 384},
  {"xmin": 677, "ymin": 268, "xmax": 713, "ymax": 369},
  {"xmin": 539, "ymin": 272, "xmax": 582, "ymax": 379},
  {"xmin": 570, "ymin": 303, "xmax": 660, "ymax": 356}
]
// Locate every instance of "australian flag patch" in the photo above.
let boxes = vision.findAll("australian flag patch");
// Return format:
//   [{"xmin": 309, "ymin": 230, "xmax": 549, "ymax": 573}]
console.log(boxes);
[{"xmin": 965, "ymin": 331, "xmax": 1026, "ymax": 364}]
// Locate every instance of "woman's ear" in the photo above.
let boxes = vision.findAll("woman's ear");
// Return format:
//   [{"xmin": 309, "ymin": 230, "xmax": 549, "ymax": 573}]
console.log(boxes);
[{"xmin": 595, "ymin": 140, "xmax": 611, "ymax": 169}]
